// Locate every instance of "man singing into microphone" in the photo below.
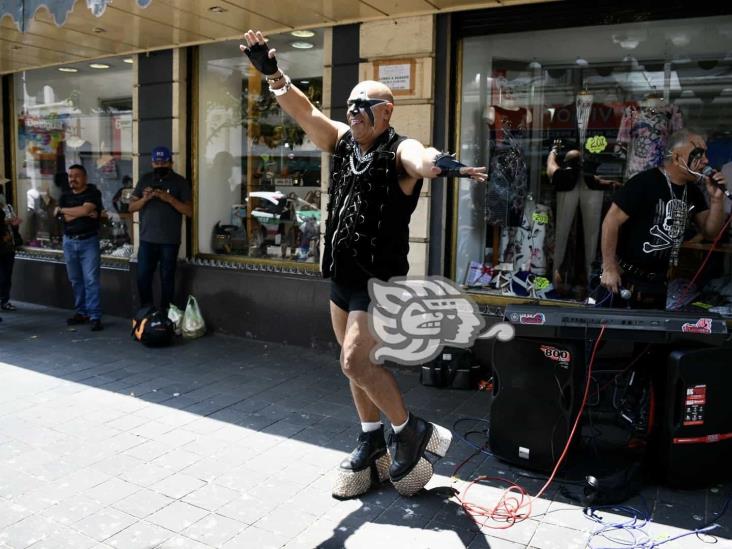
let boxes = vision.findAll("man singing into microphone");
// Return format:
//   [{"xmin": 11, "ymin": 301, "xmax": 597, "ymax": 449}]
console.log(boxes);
[{"xmin": 601, "ymin": 130, "xmax": 726, "ymax": 308}]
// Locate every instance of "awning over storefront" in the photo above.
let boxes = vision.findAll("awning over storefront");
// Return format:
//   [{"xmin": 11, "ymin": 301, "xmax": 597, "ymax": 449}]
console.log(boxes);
[{"xmin": 0, "ymin": 0, "xmax": 548, "ymax": 74}]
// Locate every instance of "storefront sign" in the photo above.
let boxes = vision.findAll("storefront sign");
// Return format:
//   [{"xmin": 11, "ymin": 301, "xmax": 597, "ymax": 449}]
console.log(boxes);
[{"xmin": 374, "ymin": 59, "xmax": 415, "ymax": 95}]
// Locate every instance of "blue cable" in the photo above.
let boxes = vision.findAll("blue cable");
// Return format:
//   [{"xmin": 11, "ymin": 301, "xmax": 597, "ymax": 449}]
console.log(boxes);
[
  {"xmin": 584, "ymin": 490, "xmax": 731, "ymax": 548},
  {"xmin": 452, "ymin": 416, "xmax": 494, "ymax": 457}
]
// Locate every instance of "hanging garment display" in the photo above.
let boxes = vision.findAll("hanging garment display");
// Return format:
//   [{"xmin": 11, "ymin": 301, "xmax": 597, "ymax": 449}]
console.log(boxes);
[
  {"xmin": 485, "ymin": 106, "xmax": 530, "ymax": 227},
  {"xmin": 616, "ymin": 103, "xmax": 684, "ymax": 180}
]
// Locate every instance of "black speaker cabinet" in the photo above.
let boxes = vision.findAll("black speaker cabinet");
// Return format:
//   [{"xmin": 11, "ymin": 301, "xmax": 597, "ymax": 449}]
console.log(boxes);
[
  {"xmin": 489, "ymin": 337, "xmax": 587, "ymax": 472},
  {"xmin": 654, "ymin": 347, "xmax": 732, "ymax": 487}
]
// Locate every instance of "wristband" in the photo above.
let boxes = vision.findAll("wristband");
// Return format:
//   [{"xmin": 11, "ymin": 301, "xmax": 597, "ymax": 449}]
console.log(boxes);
[
  {"xmin": 266, "ymin": 71, "xmax": 284, "ymax": 83},
  {"xmin": 269, "ymin": 74, "xmax": 292, "ymax": 97}
]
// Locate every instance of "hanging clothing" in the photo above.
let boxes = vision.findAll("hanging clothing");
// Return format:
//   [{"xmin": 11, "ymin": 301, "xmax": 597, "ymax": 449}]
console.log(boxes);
[
  {"xmin": 498, "ymin": 197, "xmax": 550, "ymax": 275},
  {"xmin": 616, "ymin": 104, "xmax": 684, "ymax": 180},
  {"xmin": 485, "ymin": 106, "xmax": 529, "ymax": 227}
]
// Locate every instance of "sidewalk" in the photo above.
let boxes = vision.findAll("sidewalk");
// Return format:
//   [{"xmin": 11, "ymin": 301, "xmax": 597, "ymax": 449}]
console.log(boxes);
[{"xmin": 0, "ymin": 303, "xmax": 729, "ymax": 549}]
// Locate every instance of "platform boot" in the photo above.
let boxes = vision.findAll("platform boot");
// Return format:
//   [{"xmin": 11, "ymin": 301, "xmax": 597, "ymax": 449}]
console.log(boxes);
[
  {"xmin": 332, "ymin": 426, "xmax": 391, "ymax": 499},
  {"xmin": 387, "ymin": 414, "xmax": 452, "ymax": 497}
]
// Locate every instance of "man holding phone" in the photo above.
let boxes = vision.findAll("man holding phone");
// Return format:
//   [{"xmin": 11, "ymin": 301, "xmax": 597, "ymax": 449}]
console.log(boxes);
[{"xmin": 129, "ymin": 146, "xmax": 192, "ymax": 311}]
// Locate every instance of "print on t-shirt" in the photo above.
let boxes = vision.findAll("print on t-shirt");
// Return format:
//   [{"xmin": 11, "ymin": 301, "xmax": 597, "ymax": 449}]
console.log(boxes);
[{"xmin": 642, "ymin": 196, "xmax": 692, "ymax": 256}]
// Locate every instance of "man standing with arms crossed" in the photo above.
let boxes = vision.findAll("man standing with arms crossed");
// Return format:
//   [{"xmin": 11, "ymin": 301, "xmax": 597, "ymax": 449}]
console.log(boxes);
[
  {"xmin": 55, "ymin": 164, "xmax": 104, "ymax": 331},
  {"xmin": 242, "ymin": 30, "xmax": 487, "ymax": 498}
]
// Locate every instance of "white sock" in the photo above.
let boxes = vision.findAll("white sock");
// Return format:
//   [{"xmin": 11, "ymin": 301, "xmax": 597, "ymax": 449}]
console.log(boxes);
[
  {"xmin": 361, "ymin": 421, "xmax": 382, "ymax": 433},
  {"xmin": 391, "ymin": 414, "xmax": 410, "ymax": 434}
]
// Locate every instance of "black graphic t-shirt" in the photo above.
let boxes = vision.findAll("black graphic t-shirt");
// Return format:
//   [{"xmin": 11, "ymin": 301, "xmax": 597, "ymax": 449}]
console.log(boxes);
[{"xmin": 612, "ymin": 168, "xmax": 707, "ymax": 273}]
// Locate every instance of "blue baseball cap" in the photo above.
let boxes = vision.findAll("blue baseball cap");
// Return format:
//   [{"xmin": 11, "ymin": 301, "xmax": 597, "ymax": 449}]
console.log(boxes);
[{"xmin": 151, "ymin": 146, "xmax": 172, "ymax": 162}]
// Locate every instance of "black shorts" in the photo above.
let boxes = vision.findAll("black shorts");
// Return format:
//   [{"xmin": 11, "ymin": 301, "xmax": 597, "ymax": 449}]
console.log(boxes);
[{"xmin": 330, "ymin": 281, "xmax": 371, "ymax": 312}]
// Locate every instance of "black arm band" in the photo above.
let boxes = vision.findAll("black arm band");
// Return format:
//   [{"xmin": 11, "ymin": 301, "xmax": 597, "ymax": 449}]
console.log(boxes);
[{"xmin": 434, "ymin": 152, "xmax": 467, "ymax": 178}]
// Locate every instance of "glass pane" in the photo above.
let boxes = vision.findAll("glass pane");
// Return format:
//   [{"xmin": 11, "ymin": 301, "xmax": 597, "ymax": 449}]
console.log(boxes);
[
  {"xmin": 13, "ymin": 58, "xmax": 134, "ymax": 258},
  {"xmin": 197, "ymin": 32, "xmax": 324, "ymax": 264},
  {"xmin": 457, "ymin": 16, "xmax": 732, "ymax": 308}
]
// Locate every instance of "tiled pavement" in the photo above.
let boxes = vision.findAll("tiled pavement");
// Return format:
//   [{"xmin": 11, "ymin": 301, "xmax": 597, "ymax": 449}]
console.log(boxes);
[{"xmin": 0, "ymin": 303, "xmax": 729, "ymax": 549}]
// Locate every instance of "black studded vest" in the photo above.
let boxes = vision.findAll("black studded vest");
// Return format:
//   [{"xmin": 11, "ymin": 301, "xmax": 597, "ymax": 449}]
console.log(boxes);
[{"xmin": 323, "ymin": 128, "xmax": 422, "ymax": 286}]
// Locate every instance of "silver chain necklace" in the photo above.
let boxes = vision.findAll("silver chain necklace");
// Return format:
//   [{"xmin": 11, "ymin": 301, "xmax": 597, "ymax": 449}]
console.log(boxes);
[
  {"xmin": 661, "ymin": 168, "xmax": 688, "ymax": 267},
  {"xmin": 349, "ymin": 137, "xmax": 376, "ymax": 175}
]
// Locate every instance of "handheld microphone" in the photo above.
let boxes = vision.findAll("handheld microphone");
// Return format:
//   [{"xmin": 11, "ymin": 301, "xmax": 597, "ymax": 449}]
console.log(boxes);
[
  {"xmin": 619, "ymin": 288, "xmax": 632, "ymax": 300},
  {"xmin": 702, "ymin": 166, "xmax": 732, "ymax": 200}
]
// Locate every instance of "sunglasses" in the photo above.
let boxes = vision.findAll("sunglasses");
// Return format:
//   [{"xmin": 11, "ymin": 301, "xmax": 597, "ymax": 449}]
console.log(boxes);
[{"xmin": 346, "ymin": 98, "xmax": 390, "ymax": 111}]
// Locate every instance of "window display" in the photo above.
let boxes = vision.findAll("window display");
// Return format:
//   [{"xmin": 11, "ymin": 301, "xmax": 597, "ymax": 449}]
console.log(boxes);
[
  {"xmin": 457, "ymin": 15, "xmax": 732, "ymax": 312},
  {"xmin": 13, "ymin": 58, "xmax": 134, "ymax": 259},
  {"xmin": 197, "ymin": 32, "xmax": 324, "ymax": 265}
]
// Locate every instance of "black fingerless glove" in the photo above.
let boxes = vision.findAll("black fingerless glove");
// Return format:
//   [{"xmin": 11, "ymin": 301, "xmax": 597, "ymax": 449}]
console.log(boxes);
[
  {"xmin": 243, "ymin": 42, "xmax": 279, "ymax": 76},
  {"xmin": 434, "ymin": 152, "xmax": 467, "ymax": 178}
]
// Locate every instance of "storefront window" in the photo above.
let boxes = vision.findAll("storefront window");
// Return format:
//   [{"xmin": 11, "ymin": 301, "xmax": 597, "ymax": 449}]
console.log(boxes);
[
  {"xmin": 457, "ymin": 15, "xmax": 732, "ymax": 307},
  {"xmin": 13, "ymin": 57, "xmax": 134, "ymax": 258},
  {"xmin": 197, "ymin": 32, "xmax": 324, "ymax": 265}
]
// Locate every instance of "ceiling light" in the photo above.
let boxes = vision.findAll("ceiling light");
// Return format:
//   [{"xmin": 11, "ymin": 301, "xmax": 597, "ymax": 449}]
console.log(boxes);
[
  {"xmin": 93, "ymin": 26, "xmax": 105, "ymax": 33},
  {"xmin": 300, "ymin": 80, "xmax": 310, "ymax": 84},
  {"xmin": 291, "ymin": 41, "xmax": 314, "ymax": 49},
  {"xmin": 90, "ymin": 63, "xmax": 110, "ymax": 69},
  {"xmin": 528, "ymin": 59, "xmax": 542, "ymax": 70},
  {"xmin": 575, "ymin": 57, "xmax": 589, "ymax": 67},
  {"xmin": 291, "ymin": 30, "xmax": 315, "ymax": 38},
  {"xmin": 123, "ymin": 58, "xmax": 134, "ymax": 64},
  {"xmin": 58, "ymin": 67, "xmax": 78, "ymax": 73},
  {"xmin": 208, "ymin": 6, "xmax": 227, "ymax": 13}
]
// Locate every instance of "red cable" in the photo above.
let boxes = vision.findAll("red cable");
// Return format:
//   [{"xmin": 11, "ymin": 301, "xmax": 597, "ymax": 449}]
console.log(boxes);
[
  {"xmin": 454, "ymin": 326, "xmax": 606, "ymax": 529},
  {"xmin": 679, "ymin": 212, "xmax": 732, "ymax": 305}
]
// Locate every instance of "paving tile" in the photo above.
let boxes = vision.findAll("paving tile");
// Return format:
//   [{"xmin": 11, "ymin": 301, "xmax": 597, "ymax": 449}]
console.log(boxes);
[
  {"xmin": 40, "ymin": 494, "xmax": 105, "ymax": 526},
  {"xmin": 182, "ymin": 513, "xmax": 247, "ymax": 547},
  {"xmin": 111, "ymin": 488, "xmax": 175, "ymax": 519},
  {"xmin": 155, "ymin": 534, "xmax": 214, "ymax": 548},
  {"xmin": 103, "ymin": 521, "xmax": 175, "ymax": 549},
  {"xmin": 146, "ymin": 500, "xmax": 210, "ymax": 532},
  {"xmin": 182, "ymin": 483, "xmax": 241, "ymax": 512},
  {"xmin": 221, "ymin": 526, "xmax": 289, "ymax": 549},
  {"xmin": 150, "ymin": 472, "xmax": 207, "ymax": 499},
  {"xmin": 0, "ymin": 514, "xmax": 58, "ymax": 549},
  {"xmin": 528, "ymin": 521, "xmax": 590, "ymax": 549},
  {"xmin": 70, "ymin": 507, "xmax": 138, "ymax": 542},
  {"xmin": 24, "ymin": 525, "xmax": 99, "ymax": 549},
  {"xmin": 83, "ymin": 477, "xmax": 141, "ymax": 506}
]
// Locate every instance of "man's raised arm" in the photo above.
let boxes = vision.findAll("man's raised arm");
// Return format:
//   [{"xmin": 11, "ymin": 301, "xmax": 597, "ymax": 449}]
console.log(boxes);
[{"xmin": 241, "ymin": 30, "xmax": 348, "ymax": 154}]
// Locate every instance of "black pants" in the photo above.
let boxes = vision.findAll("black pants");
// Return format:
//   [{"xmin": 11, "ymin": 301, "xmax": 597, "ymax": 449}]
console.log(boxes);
[
  {"xmin": 0, "ymin": 252, "xmax": 14, "ymax": 305},
  {"xmin": 137, "ymin": 241, "xmax": 179, "ymax": 310},
  {"xmin": 622, "ymin": 274, "xmax": 667, "ymax": 310}
]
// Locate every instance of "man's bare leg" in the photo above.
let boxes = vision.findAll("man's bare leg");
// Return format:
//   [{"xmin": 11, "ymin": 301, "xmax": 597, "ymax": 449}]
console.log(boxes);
[
  {"xmin": 330, "ymin": 302, "xmax": 381, "ymax": 423},
  {"xmin": 340, "ymin": 310, "xmax": 407, "ymax": 426},
  {"xmin": 330, "ymin": 302, "xmax": 390, "ymax": 498}
]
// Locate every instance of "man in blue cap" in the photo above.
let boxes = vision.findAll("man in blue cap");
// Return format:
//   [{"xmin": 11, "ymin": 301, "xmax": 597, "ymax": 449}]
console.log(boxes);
[{"xmin": 129, "ymin": 146, "xmax": 192, "ymax": 311}]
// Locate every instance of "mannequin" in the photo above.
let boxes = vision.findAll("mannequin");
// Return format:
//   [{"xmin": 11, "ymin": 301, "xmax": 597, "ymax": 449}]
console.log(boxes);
[
  {"xmin": 548, "ymin": 136, "xmax": 604, "ymax": 289},
  {"xmin": 485, "ymin": 80, "xmax": 532, "ymax": 227}
]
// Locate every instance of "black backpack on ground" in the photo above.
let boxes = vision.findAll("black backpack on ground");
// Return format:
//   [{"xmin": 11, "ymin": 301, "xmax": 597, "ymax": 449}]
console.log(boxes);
[{"xmin": 131, "ymin": 307, "xmax": 174, "ymax": 347}]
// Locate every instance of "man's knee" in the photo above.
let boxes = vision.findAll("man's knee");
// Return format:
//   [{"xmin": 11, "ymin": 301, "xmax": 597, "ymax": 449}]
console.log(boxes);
[{"xmin": 341, "ymin": 338, "xmax": 374, "ymax": 384}]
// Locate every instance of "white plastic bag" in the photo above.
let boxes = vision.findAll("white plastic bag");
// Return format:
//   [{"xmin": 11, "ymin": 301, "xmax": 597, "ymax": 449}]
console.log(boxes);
[
  {"xmin": 167, "ymin": 303, "xmax": 183, "ymax": 336},
  {"xmin": 181, "ymin": 295, "xmax": 206, "ymax": 339}
]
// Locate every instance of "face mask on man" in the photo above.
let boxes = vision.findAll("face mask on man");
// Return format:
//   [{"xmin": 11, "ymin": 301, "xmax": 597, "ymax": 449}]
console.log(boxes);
[{"xmin": 154, "ymin": 166, "xmax": 170, "ymax": 178}]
